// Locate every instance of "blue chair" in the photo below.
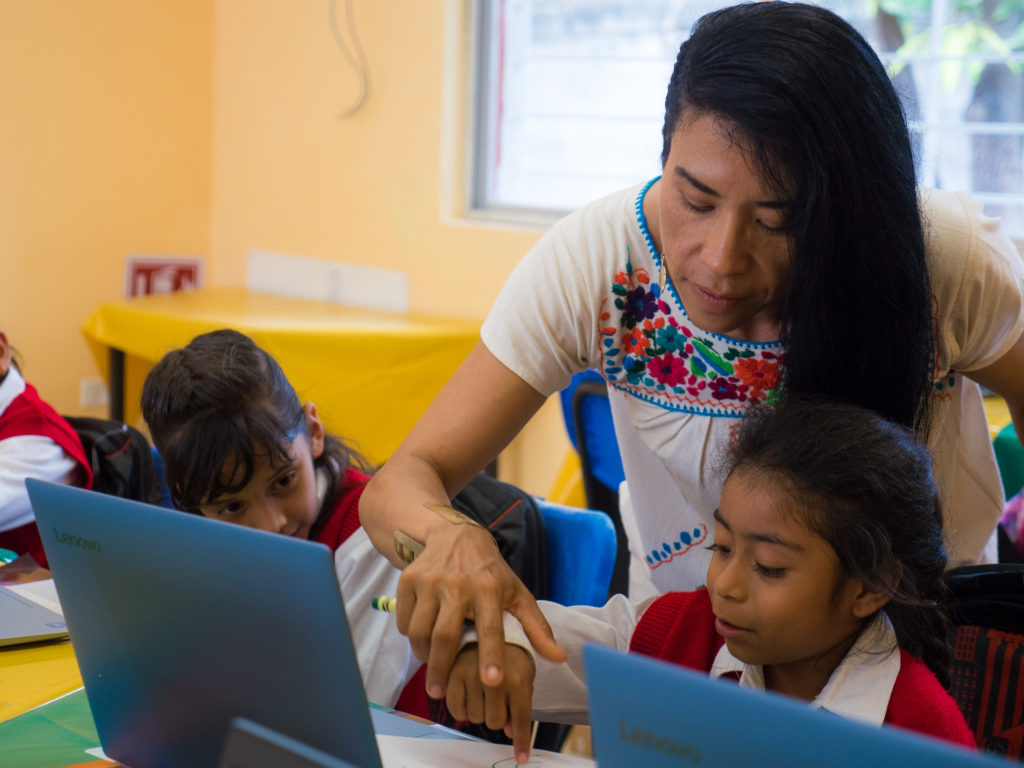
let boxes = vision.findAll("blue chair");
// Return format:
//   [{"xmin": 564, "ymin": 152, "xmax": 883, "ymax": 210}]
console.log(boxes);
[
  {"xmin": 533, "ymin": 497, "xmax": 617, "ymax": 607},
  {"xmin": 558, "ymin": 370, "xmax": 629, "ymax": 595},
  {"xmin": 558, "ymin": 370, "xmax": 625, "ymax": 493}
]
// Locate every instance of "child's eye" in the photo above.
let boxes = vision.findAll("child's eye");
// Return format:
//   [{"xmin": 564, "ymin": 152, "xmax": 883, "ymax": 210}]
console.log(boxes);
[
  {"xmin": 217, "ymin": 501, "xmax": 244, "ymax": 518},
  {"xmin": 274, "ymin": 471, "xmax": 298, "ymax": 491},
  {"xmin": 754, "ymin": 562, "xmax": 785, "ymax": 578},
  {"xmin": 706, "ymin": 542, "xmax": 730, "ymax": 556}
]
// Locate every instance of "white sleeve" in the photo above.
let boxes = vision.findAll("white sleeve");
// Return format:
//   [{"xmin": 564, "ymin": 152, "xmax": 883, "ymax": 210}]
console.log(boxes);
[
  {"xmin": 0, "ymin": 435, "xmax": 79, "ymax": 532},
  {"xmin": 462, "ymin": 594, "xmax": 658, "ymax": 725},
  {"xmin": 923, "ymin": 188, "xmax": 1024, "ymax": 373},
  {"xmin": 334, "ymin": 529, "xmax": 418, "ymax": 708},
  {"xmin": 480, "ymin": 186, "xmax": 641, "ymax": 396}
]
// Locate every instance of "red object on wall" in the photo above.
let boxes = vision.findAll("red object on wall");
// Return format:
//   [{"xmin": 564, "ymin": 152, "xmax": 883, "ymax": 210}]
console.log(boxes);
[{"xmin": 125, "ymin": 257, "xmax": 203, "ymax": 298}]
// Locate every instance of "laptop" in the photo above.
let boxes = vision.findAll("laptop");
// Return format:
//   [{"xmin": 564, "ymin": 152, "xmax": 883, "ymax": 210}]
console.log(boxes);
[
  {"xmin": 217, "ymin": 718, "xmax": 362, "ymax": 768},
  {"xmin": 582, "ymin": 643, "xmax": 1002, "ymax": 767},
  {"xmin": 0, "ymin": 581, "xmax": 68, "ymax": 646},
  {"xmin": 26, "ymin": 478, "xmax": 383, "ymax": 768}
]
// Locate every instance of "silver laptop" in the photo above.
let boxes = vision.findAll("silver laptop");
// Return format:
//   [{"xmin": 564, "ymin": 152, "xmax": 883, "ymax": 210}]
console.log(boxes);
[
  {"xmin": 27, "ymin": 478, "xmax": 383, "ymax": 768},
  {"xmin": 0, "ymin": 582, "xmax": 68, "ymax": 646}
]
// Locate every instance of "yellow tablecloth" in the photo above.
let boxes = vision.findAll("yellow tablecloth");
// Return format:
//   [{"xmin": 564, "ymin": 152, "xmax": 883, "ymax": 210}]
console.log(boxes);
[
  {"xmin": 82, "ymin": 288, "xmax": 480, "ymax": 465},
  {"xmin": 0, "ymin": 641, "xmax": 81, "ymax": 723}
]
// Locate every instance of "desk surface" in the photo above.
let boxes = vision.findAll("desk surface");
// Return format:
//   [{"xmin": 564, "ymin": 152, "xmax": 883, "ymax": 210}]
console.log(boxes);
[
  {"xmin": 82, "ymin": 288, "xmax": 481, "ymax": 464},
  {"xmin": 0, "ymin": 640, "xmax": 81, "ymax": 723}
]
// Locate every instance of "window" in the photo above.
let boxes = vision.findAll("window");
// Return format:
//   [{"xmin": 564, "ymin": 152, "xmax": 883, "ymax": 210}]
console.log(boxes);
[{"xmin": 472, "ymin": 0, "xmax": 1024, "ymax": 238}]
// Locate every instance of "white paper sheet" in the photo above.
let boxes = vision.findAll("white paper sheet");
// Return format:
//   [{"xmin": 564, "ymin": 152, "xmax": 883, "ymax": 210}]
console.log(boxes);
[{"xmin": 376, "ymin": 734, "xmax": 596, "ymax": 767}]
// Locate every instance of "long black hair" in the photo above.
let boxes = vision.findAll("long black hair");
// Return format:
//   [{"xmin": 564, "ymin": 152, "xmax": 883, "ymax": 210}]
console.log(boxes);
[
  {"xmin": 140, "ymin": 329, "xmax": 372, "ymax": 524},
  {"xmin": 664, "ymin": 2, "xmax": 933, "ymax": 432},
  {"xmin": 729, "ymin": 399, "xmax": 952, "ymax": 687}
]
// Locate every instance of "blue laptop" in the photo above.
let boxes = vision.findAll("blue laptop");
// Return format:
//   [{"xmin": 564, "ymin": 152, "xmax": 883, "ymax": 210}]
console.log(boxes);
[
  {"xmin": 582, "ymin": 643, "xmax": 1002, "ymax": 767},
  {"xmin": 27, "ymin": 479, "xmax": 384, "ymax": 768}
]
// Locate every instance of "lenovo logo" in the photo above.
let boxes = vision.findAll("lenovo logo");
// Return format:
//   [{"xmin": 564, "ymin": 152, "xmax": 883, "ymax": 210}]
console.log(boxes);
[{"xmin": 52, "ymin": 528, "xmax": 102, "ymax": 553}]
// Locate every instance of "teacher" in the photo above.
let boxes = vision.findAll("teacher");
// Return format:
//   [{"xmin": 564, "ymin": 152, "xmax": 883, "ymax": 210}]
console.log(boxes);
[{"xmin": 360, "ymin": 1, "xmax": 1024, "ymax": 699}]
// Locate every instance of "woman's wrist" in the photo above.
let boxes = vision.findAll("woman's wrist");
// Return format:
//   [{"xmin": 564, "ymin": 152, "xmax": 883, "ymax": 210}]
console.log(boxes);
[
  {"xmin": 393, "ymin": 501, "xmax": 496, "ymax": 564},
  {"xmin": 422, "ymin": 510, "xmax": 497, "ymax": 550}
]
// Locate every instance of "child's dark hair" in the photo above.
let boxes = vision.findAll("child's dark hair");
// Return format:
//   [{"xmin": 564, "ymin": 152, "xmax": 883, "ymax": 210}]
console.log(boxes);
[
  {"xmin": 728, "ymin": 399, "xmax": 953, "ymax": 687},
  {"xmin": 140, "ymin": 329, "xmax": 373, "ymax": 525}
]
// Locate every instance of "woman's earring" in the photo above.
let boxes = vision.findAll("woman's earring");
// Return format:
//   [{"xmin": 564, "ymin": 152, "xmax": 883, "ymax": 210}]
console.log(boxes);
[{"xmin": 658, "ymin": 260, "xmax": 667, "ymax": 293}]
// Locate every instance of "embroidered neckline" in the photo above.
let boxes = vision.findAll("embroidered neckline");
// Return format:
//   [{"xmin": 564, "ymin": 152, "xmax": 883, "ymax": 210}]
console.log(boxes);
[
  {"xmin": 597, "ymin": 181, "xmax": 786, "ymax": 417},
  {"xmin": 634, "ymin": 177, "xmax": 781, "ymax": 348}
]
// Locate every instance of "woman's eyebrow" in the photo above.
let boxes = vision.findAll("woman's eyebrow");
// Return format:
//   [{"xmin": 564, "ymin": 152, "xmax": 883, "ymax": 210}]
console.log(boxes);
[
  {"xmin": 674, "ymin": 165, "xmax": 719, "ymax": 197},
  {"xmin": 673, "ymin": 164, "xmax": 792, "ymax": 210}
]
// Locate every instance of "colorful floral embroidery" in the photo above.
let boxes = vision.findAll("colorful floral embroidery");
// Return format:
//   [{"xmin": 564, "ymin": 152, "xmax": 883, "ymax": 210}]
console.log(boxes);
[{"xmin": 601, "ymin": 244, "xmax": 784, "ymax": 417}]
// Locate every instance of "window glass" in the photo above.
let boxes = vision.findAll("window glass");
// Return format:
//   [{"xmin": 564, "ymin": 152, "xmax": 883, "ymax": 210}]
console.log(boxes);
[{"xmin": 474, "ymin": 0, "xmax": 1024, "ymax": 237}]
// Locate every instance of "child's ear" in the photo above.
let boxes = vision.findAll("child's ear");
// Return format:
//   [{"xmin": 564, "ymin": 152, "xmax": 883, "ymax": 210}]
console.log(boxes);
[
  {"xmin": 304, "ymin": 402, "xmax": 326, "ymax": 460},
  {"xmin": 0, "ymin": 332, "xmax": 10, "ymax": 377},
  {"xmin": 848, "ymin": 581, "xmax": 892, "ymax": 619},
  {"xmin": 845, "ymin": 563, "xmax": 901, "ymax": 619}
]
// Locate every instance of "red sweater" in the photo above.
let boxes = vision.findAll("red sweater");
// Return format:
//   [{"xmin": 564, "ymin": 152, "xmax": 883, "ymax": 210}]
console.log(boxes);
[
  {"xmin": 0, "ymin": 383, "xmax": 92, "ymax": 567},
  {"xmin": 310, "ymin": 467, "xmax": 368, "ymax": 551},
  {"xmin": 629, "ymin": 589, "xmax": 976, "ymax": 750},
  {"xmin": 311, "ymin": 468, "xmax": 435, "ymax": 719}
]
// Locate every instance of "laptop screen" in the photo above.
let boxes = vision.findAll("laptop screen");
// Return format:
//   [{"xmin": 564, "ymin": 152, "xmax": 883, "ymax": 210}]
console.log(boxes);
[
  {"xmin": 0, "ymin": 582, "xmax": 68, "ymax": 646},
  {"xmin": 27, "ymin": 479, "xmax": 382, "ymax": 768},
  {"xmin": 582, "ymin": 643, "xmax": 998, "ymax": 768}
]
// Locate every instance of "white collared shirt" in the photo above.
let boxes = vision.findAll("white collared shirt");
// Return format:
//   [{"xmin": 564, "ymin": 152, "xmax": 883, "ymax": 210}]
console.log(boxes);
[
  {"xmin": 483, "ymin": 595, "xmax": 901, "ymax": 726},
  {"xmin": 0, "ymin": 368, "xmax": 80, "ymax": 532},
  {"xmin": 708, "ymin": 616, "xmax": 901, "ymax": 726}
]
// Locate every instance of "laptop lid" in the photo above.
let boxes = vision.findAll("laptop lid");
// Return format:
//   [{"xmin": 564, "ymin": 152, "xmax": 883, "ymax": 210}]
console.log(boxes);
[
  {"xmin": 26, "ymin": 479, "xmax": 382, "ymax": 768},
  {"xmin": 0, "ymin": 582, "xmax": 68, "ymax": 646},
  {"xmin": 582, "ymin": 643, "xmax": 1001, "ymax": 767}
]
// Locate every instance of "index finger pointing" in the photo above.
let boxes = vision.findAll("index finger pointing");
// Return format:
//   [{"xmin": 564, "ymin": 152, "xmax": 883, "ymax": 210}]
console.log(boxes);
[{"xmin": 509, "ymin": 689, "xmax": 534, "ymax": 764}]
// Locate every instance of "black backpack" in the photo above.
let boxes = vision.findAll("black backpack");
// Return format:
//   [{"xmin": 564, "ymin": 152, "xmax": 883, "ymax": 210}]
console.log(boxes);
[
  {"xmin": 63, "ymin": 416, "xmax": 159, "ymax": 504},
  {"xmin": 451, "ymin": 472, "xmax": 549, "ymax": 601},
  {"xmin": 945, "ymin": 564, "xmax": 1024, "ymax": 759}
]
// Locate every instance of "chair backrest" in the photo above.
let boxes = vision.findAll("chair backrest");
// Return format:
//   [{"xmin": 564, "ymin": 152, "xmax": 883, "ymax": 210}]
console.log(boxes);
[
  {"xmin": 558, "ymin": 370, "xmax": 629, "ymax": 596},
  {"xmin": 944, "ymin": 564, "xmax": 1024, "ymax": 760},
  {"xmin": 558, "ymin": 370, "xmax": 625, "ymax": 493},
  {"xmin": 532, "ymin": 497, "xmax": 616, "ymax": 607}
]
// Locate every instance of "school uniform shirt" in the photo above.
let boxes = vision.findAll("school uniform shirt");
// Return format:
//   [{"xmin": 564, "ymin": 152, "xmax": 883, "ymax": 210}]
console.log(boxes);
[
  {"xmin": 320, "ymin": 467, "xmax": 419, "ymax": 709},
  {"xmin": 481, "ymin": 181, "xmax": 1024, "ymax": 597},
  {"xmin": 487, "ymin": 589, "xmax": 975, "ymax": 749},
  {"xmin": 0, "ymin": 368, "xmax": 92, "ymax": 565}
]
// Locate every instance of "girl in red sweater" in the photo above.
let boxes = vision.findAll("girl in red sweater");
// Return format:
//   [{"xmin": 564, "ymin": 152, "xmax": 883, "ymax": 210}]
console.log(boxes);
[
  {"xmin": 0, "ymin": 330, "xmax": 92, "ymax": 566},
  {"xmin": 448, "ymin": 400, "xmax": 974, "ymax": 764},
  {"xmin": 140, "ymin": 329, "xmax": 419, "ymax": 708}
]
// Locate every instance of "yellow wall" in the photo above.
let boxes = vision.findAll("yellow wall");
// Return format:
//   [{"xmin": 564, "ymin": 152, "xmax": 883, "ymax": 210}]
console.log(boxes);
[
  {"xmin": 0, "ymin": 0, "xmax": 213, "ymax": 416},
  {"xmin": 3, "ymin": 0, "xmax": 576, "ymax": 499},
  {"xmin": 207, "ymin": 0, "xmax": 571, "ymax": 496},
  {"xmin": 208, "ymin": 1, "xmax": 541, "ymax": 319}
]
